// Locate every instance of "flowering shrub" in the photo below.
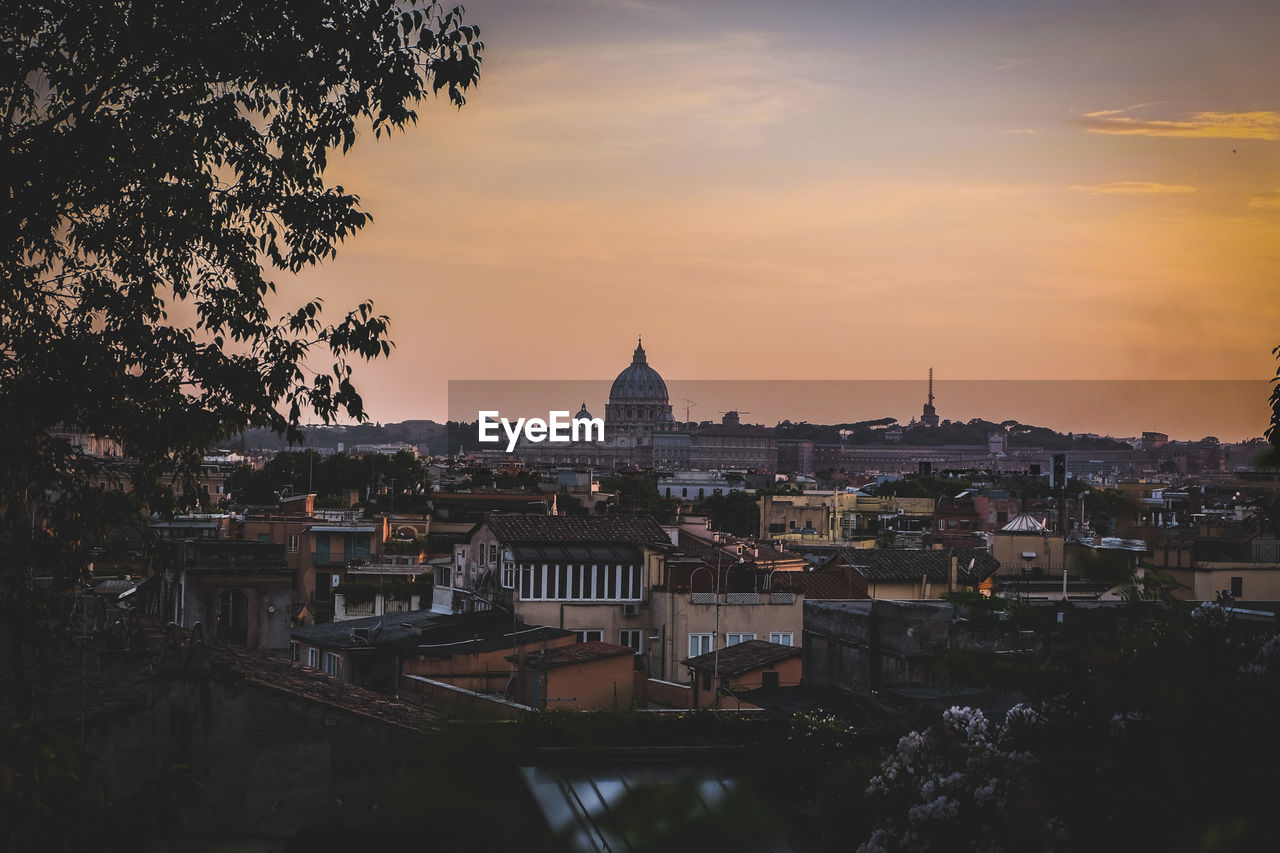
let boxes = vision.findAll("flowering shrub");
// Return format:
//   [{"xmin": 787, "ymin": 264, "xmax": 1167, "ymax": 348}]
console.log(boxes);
[
  {"xmin": 858, "ymin": 705, "xmax": 1065, "ymax": 852},
  {"xmin": 1190, "ymin": 601, "xmax": 1226, "ymax": 625}
]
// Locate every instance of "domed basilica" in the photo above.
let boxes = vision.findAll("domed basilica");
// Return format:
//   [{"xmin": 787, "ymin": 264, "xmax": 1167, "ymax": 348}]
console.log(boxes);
[
  {"xmin": 604, "ymin": 339, "xmax": 676, "ymax": 445},
  {"xmin": 516, "ymin": 338, "xmax": 675, "ymax": 469}
]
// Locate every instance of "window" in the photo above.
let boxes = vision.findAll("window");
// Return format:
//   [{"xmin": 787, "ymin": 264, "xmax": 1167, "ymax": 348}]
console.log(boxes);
[
  {"xmin": 257, "ymin": 532, "xmax": 269, "ymax": 542},
  {"xmin": 575, "ymin": 629, "xmax": 603, "ymax": 643},
  {"xmin": 727, "ymin": 632, "xmax": 756, "ymax": 646},
  {"xmin": 519, "ymin": 562, "xmax": 641, "ymax": 601},
  {"xmin": 216, "ymin": 589, "xmax": 248, "ymax": 645},
  {"xmin": 314, "ymin": 573, "xmax": 333, "ymax": 602},
  {"xmin": 306, "ymin": 647, "xmax": 319, "ymax": 669},
  {"xmin": 501, "ymin": 562, "xmax": 516, "ymax": 589},
  {"xmin": 324, "ymin": 652, "xmax": 342, "ymax": 678},
  {"xmin": 761, "ymin": 671, "xmax": 780, "ymax": 688},
  {"xmin": 689, "ymin": 633, "xmax": 714, "ymax": 657},
  {"xmin": 287, "ymin": 533, "xmax": 299, "ymax": 553},
  {"xmin": 489, "ymin": 543, "xmax": 497, "ymax": 565},
  {"xmin": 1231, "ymin": 576, "xmax": 1244, "ymax": 597},
  {"xmin": 620, "ymin": 629, "xmax": 642, "ymax": 654},
  {"xmin": 770, "ymin": 632, "xmax": 794, "ymax": 646},
  {"xmin": 289, "ymin": 641, "xmax": 300, "ymax": 662}
]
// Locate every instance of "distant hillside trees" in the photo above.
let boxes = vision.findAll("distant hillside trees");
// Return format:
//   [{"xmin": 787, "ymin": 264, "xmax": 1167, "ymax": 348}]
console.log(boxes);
[{"xmin": 228, "ymin": 451, "xmax": 430, "ymax": 513}]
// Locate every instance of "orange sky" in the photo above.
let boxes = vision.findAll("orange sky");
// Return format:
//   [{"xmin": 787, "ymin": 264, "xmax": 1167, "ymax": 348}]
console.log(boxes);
[{"xmin": 278, "ymin": 0, "xmax": 1280, "ymax": 430}]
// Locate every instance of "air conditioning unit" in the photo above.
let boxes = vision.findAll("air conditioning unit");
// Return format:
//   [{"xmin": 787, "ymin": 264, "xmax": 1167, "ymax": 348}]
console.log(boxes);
[{"xmin": 621, "ymin": 603, "xmax": 640, "ymax": 617}]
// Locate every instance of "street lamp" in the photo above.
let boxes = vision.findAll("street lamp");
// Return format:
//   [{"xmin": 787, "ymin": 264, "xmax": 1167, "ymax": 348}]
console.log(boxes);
[
  {"xmin": 274, "ymin": 487, "xmax": 296, "ymax": 611},
  {"xmin": 689, "ymin": 562, "xmax": 721, "ymax": 708}
]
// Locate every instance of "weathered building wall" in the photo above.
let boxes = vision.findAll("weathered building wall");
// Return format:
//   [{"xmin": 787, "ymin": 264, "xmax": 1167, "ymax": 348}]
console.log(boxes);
[
  {"xmin": 85, "ymin": 669, "xmax": 428, "ymax": 839},
  {"xmin": 544, "ymin": 655, "xmax": 635, "ymax": 710},
  {"xmin": 803, "ymin": 600, "xmax": 955, "ymax": 690}
]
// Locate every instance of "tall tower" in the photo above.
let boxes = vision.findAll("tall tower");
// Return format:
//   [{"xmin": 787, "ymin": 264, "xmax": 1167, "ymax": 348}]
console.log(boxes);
[{"xmin": 921, "ymin": 367, "xmax": 939, "ymax": 428}]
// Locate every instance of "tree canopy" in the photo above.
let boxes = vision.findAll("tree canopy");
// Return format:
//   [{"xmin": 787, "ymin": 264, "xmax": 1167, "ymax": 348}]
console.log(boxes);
[
  {"xmin": 1, "ymin": 0, "xmax": 480, "ymax": 545},
  {"xmin": 1, "ymin": 0, "xmax": 481, "ymax": 708}
]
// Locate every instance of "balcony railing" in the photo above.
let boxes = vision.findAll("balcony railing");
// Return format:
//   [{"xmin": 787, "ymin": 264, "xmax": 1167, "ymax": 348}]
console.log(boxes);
[{"xmin": 688, "ymin": 591, "xmax": 799, "ymax": 606}]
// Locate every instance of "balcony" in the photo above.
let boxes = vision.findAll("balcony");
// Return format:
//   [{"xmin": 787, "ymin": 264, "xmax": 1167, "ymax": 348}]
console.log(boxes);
[
  {"xmin": 332, "ymin": 590, "xmax": 424, "ymax": 622},
  {"xmin": 342, "ymin": 599, "xmax": 375, "ymax": 616}
]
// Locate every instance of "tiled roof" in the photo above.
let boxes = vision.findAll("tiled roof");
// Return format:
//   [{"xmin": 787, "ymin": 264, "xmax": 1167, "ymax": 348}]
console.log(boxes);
[
  {"xmin": 291, "ymin": 609, "xmax": 444, "ymax": 649},
  {"xmin": 512, "ymin": 543, "xmax": 641, "ymax": 563},
  {"xmin": 521, "ymin": 641, "xmax": 636, "ymax": 669},
  {"xmin": 484, "ymin": 514, "xmax": 671, "ymax": 547},
  {"xmin": 835, "ymin": 547, "xmax": 1000, "ymax": 583},
  {"xmin": 414, "ymin": 615, "xmax": 575, "ymax": 657},
  {"xmin": 802, "ymin": 566, "xmax": 870, "ymax": 600},
  {"xmin": 218, "ymin": 645, "xmax": 444, "ymax": 733},
  {"xmin": 683, "ymin": 639, "xmax": 801, "ymax": 677},
  {"xmin": 677, "ymin": 529, "xmax": 803, "ymax": 567},
  {"xmin": 1, "ymin": 618, "xmax": 444, "ymax": 735}
]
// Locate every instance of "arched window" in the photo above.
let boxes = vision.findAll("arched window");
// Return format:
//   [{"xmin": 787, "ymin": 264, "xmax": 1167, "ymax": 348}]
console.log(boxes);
[{"xmin": 217, "ymin": 589, "xmax": 248, "ymax": 645}]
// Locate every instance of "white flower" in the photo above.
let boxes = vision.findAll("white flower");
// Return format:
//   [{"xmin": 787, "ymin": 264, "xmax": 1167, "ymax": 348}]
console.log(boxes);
[{"xmin": 1191, "ymin": 602, "xmax": 1225, "ymax": 623}]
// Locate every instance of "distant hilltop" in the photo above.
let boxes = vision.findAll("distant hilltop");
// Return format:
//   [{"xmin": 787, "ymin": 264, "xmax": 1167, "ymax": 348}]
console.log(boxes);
[
  {"xmin": 236, "ymin": 416, "xmax": 1179, "ymax": 457},
  {"xmin": 237, "ymin": 420, "xmax": 449, "ymax": 455}
]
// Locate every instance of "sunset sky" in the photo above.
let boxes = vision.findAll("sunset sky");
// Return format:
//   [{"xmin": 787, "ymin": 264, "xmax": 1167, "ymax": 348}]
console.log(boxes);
[{"xmin": 286, "ymin": 0, "xmax": 1280, "ymax": 431}]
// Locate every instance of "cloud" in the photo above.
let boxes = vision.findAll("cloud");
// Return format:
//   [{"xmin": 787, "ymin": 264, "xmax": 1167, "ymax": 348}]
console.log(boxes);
[
  {"xmin": 1081, "ymin": 106, "xmax": 1280, "ymax": 140},
  {"xmin": 1249, "ymin": 190, "xmax": 1280, "ymax": 210},
  {"xmin": 1070, "ymin": 181, "xmax": 1197, "ymax": 195},
  {"xmin": 994, "ymin": 57, "xmax": 1031, "ymax": 72},
  {"xmin": 1008, "ymin": 128, "xmax": 1036, "ymax": 135}
]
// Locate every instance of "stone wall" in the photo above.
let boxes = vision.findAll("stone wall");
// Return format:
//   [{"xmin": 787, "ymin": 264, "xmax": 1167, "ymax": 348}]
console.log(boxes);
[{"xmin": 85, "ymin": 662, "xmax": 429, "ymax": 839}]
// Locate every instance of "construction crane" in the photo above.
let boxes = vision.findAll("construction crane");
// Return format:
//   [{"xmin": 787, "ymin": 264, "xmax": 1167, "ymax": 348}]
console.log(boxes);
[{"xmin": 681, "ymin": 398, "xmax": 697, "ymax": 422}]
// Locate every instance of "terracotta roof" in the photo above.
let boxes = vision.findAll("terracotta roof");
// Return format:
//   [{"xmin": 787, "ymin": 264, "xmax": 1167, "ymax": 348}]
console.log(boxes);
[
  {"xmin": 802, "ymin": 566, "xmax": 870, "ymax": 600},
  {"xmin": 2, "ymin": 621, "xmax": 445, "ymax": 735},
  {"xmin": 677, "ymin": 529, "xmax": 802, "ymax": 567},
  {"xmin": 218, "ymin": 645, "xmax": 444, "ymax": 733},
  {"xmin": 484, "ymin": 514, "xmax": 671, "ymax": 547},
  {"xmin": 682, "ymin": 639, "xmax": 801, "ymax": 677},
  {"xmin": 292, "ymin": 609, "xmax": 446, "ymax": 649},
  {"xmin": 833, "ymin": 547, "xmax": 1000, "ymax": 584},
  {"xmin": 413, "ymin": 615, "xmax": 575, "ymax": 657},
  {"xmin": 521, "ymin": 641, "xmax": 636, "ymax": 670}
]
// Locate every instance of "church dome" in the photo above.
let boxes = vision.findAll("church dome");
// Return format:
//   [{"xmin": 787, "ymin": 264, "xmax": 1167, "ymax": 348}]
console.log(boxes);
[
  {"xmin": 609, "ymin": 339, "xmax": 668, "ymax": 402},
  {"xmin": 575, "ymin": 402, "xmax": 593, "ymax": 421}
]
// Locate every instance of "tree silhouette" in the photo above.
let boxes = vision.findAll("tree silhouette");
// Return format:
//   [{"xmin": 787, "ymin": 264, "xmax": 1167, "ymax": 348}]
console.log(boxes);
[{"xmin": 1, "ymin": 0, "xmax": 481, "ymax": 709}]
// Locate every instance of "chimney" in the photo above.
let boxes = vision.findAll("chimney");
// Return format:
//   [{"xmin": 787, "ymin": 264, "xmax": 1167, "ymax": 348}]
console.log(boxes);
[{"xmin": 948, "ymin": 553, "xmax": 958, "ymax": 593}]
